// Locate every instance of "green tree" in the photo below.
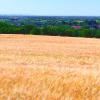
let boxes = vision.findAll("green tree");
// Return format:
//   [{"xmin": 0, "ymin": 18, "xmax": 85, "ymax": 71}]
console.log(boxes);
[
  {"xmin": 30, "ymin": 27, "xmax": 41, "ymax": 35},
  {"xmin": 95, "ymin": 29, "xmax": 100, "ymax": 38}
]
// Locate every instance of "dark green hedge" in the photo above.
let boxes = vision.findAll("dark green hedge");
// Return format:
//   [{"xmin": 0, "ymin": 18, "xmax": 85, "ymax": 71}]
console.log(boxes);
[{"xmin": 0, "ymin": 21, "xmax": 100, "ymax": 38}]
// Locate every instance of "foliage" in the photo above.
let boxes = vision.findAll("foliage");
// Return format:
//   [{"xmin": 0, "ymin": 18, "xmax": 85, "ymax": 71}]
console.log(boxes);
[{"xmin": 0, "ymin": 21, "xmax": 100, "ymax": 38}]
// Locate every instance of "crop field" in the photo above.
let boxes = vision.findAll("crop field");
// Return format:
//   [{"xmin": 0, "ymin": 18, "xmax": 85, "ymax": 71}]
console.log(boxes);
[{"xmin": 0, "ymin": 34, "xmax": 99, "ymax": 100}]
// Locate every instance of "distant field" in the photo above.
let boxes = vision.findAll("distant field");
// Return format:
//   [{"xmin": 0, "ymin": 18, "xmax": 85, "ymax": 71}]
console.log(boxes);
[{"xmin": 0, "ymin": 34, "xmax": 99, "ymax": 100}]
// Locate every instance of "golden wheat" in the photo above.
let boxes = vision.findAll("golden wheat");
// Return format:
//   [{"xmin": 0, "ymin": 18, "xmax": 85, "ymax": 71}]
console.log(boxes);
[{"xmin": 0, "ymin": 34, "xmax": 99, "ymax": 100}]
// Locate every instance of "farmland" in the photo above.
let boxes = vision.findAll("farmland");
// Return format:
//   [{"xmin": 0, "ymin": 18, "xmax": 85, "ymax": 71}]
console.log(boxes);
[
  {"xmin": 0, "ymin": 34, "xmax": 100, "ymax": 100},
  {"xmin": 0, "ymin": 16, "xmax": 100, "ymax": 38}
]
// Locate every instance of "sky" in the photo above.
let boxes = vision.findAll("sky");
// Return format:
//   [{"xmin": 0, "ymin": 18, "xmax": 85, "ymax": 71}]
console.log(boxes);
[{"xmin": 0, "ymin": 0, "xmax": 100, "ymax": 16}]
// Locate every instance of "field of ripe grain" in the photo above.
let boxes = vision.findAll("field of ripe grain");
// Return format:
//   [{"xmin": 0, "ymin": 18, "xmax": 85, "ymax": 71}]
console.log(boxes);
[{"xmin": 0, "ymin": 34, "xmax": 100, "ymax": 100}]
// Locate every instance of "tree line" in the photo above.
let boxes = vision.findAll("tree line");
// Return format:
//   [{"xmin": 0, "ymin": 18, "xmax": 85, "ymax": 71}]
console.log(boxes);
[{"xmin": 0, "ymin": 21, "xmax": 100, "ymax": 38}]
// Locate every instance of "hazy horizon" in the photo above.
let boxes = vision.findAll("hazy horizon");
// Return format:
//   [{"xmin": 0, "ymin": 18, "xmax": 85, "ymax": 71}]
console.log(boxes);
[{"xmin": 0, "ymin": 0, "xmax": 100, "ymax": 16}]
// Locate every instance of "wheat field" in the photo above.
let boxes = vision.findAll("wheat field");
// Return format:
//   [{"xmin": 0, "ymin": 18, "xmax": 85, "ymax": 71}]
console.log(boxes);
[{"xmin": 0, "ymin": 34, "xmax": 99, "ymax": 100}]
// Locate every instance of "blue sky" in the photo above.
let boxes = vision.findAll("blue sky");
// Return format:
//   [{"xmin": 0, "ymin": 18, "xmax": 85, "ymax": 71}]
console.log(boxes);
[{"xmin": 0, "ymin": 0, "xmax": 100, "ymax": 16}]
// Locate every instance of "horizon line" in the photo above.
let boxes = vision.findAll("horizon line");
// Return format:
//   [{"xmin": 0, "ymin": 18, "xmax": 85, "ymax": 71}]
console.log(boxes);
[{"xmin": 0, "ymin": 14, "xmax": 100, "ymax": 17}]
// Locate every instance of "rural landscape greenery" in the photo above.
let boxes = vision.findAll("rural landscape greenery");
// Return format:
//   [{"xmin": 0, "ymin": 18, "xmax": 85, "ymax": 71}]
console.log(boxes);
[
  {"xmin": 0, "ymin": 0, "xmax": 100, "ymax": 99},
  {"xmin": 0, "ymin": 16, "xmax": 100, "ymax": 99},
  {"xmin": 0, "ymin": 16, "xmax": 100, "ymax": 38}
]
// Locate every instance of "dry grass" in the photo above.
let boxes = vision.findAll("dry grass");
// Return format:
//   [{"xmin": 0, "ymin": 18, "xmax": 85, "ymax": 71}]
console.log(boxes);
[{"xmin": 0, "ymin": 34, "xmax": 99, "ymax": 100}]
